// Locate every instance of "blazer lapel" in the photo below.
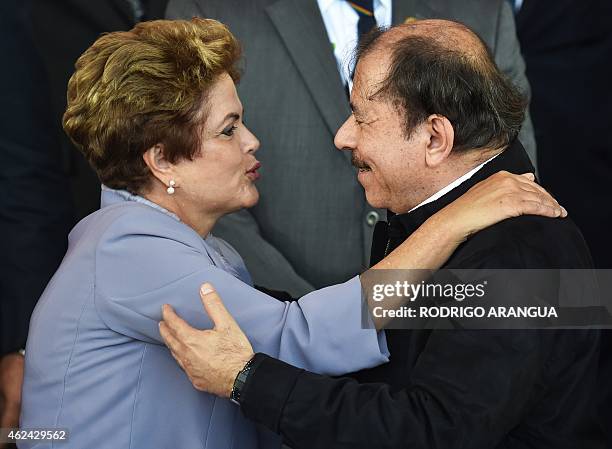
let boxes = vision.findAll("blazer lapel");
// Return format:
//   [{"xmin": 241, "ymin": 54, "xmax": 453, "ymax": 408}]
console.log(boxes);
[{"xmin": 265, "ymin": 0, "xmax": 350, "ymax": 138}]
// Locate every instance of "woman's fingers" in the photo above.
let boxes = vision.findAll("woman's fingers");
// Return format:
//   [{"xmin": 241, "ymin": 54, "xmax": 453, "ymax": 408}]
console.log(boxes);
[
  {"xmin": 517, "ymin": 183, "xmax": 567, "ymax": 216},
  {"xmin": 516, "ymin": 178, "xmax": 556, "ymax": 201},
  {"xmin": 507, "ymin": 191, "xmax": 565, "ymax": 217},
  {"xmin": 517, "ymin": 200, "xmax": 565, "ymax": 218},
  {"xmin": 497, "ymin": 172, "xmax": 567, "ymax": 218},
  {"xmin": 516, "ymin": 187, "xmax": 563, "ymax": 213}
]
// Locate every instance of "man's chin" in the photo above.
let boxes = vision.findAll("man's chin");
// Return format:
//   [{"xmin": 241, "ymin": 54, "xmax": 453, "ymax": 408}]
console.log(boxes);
[
  {"xmin": 356, "ymin": 175, "xmax": 391, "ymax": 209},
  {"xmin": 363, "ymin": 191, "xmax": 388, "ymax": 210}
]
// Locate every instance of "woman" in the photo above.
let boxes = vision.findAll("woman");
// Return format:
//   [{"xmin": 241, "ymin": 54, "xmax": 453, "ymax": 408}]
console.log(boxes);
[{"xmin": 20, "ymin": 18, "xmax": 563, "ymax": 449}]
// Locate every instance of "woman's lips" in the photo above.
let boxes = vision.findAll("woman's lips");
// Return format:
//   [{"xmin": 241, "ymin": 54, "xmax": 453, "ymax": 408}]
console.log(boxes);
[{"xmin": 246, "ymin": 162, "xmax": 261, "ymax": 181}]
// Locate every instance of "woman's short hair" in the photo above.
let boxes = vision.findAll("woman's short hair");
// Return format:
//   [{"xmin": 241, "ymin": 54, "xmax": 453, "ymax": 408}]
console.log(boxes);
[{"xmin": 63, "ymin": 18, "xmax": 241, "ymax": 193}]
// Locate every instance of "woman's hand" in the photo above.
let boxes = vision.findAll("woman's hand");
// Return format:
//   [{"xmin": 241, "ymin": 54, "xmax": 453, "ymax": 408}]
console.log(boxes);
[{"xmin": 436, "ymin": 171, "xmax": 566, "ymax": 245}]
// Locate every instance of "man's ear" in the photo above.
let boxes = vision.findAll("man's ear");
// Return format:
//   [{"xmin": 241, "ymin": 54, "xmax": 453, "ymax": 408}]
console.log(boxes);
[
  {"xmin": 142, "ymin": 143, "xmax": 176, "ymax": 187},
  {"xmin": 424, "ymin": 115, "xmax": 454, "ymax": 168}
]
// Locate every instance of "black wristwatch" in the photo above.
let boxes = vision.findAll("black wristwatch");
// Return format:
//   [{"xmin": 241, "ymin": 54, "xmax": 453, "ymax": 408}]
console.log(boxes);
[{"xmin": 230, "ymin": 356, "xmax": 256, "ymax": 405}]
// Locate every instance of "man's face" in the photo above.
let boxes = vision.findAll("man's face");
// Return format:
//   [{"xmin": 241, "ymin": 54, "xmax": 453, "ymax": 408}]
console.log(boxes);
[{"xmin": 334, "ymin": 52, "xmax": 429, "ymax": 213}]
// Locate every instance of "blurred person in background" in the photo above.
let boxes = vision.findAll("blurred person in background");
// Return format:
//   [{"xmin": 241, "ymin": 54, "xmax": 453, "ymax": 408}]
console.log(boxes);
[
  {"xmin": 0, "ymin": 1, "xmax": 73, "ymax": 443},
  {"xmin": 512, "ymin": 1, "xmax": 612, "ymax": 269},
  {"xmin": 512, "ymin": 0, "xmax": 612, "ymax": 444},
  {"xmin": 27, "ymin": 0, "xmax": 169, "ymax": 220},
  {"xmin": 166, "ymin": 0, "xmax": 538, "ymax": 297}
]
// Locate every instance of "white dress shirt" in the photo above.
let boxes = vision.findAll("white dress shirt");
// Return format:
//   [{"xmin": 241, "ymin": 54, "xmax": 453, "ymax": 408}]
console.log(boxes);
[{"xmin": 317, "ymin": 0, "xmax": 392, "ymax": 89}]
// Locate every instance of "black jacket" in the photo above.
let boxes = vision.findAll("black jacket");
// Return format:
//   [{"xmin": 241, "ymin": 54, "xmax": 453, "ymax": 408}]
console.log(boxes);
[
  {"xmin": 0, "ymin": 0, "xmax": 73, "ymax": 355},
  {"xmin": 240, "ymin": 140, "xmax": 604, "ymax": 449}
]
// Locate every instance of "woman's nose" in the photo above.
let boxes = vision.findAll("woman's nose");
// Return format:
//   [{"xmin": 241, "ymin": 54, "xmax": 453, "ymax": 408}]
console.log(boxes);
[{"xmin": 243, "ymin": 125, "xmax": 260, "ymax": 153}]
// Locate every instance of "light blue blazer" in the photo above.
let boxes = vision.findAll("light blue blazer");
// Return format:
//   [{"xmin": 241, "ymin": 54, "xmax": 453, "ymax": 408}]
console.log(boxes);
[{"xmin": 19, "ymin": 188, "xmax": 388, "ymax": 449}]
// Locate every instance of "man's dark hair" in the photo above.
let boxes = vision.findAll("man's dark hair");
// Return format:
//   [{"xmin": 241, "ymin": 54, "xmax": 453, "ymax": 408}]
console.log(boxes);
[{"xmin": 354, "ymin": 24, "xmax": 527, "ymax": 152}]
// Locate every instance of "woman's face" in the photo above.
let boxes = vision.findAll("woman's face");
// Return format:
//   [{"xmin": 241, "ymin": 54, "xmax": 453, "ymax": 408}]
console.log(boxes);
[{"xmin": 172, "ymin": 73, "xmax": 261, "ymax": 219}]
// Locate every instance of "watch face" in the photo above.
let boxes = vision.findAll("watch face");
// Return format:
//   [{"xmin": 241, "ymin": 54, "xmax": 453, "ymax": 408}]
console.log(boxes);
[{"xmin": 231, "ymin": 358, "xmax": 256, "ymax": 404}]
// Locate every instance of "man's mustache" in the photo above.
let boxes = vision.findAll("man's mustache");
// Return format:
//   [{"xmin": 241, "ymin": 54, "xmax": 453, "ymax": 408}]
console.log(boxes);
[{"xmin": 351, "ymin": 154, "xmax": 371, "ymax": 170}]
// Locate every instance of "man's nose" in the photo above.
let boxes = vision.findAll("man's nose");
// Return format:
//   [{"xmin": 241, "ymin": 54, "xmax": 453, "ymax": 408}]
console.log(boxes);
[{"xmin": 334, "ymin": 116, "xmax": 357, "ymax": 152}]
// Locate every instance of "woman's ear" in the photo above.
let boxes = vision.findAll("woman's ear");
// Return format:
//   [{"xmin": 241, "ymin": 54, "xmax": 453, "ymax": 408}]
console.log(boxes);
[
  {"xmin": 142, "ymin": 143, "xmax": 175, "ymax": 186},
  {"xmin": 424, "ymin": 115, "xmax": 454, "ymax": 168}
]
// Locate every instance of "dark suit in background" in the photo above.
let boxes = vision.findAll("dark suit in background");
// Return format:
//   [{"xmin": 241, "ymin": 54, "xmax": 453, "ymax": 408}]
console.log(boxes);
[
  {"xmin": 27, "ymin": 0, "xmax": 169, "ymax": 220},
  {"xmin": 167, "ymin": 0, "xmax": 537, "ymax": 297},
  {"xmin": 0, "ymin": 0, "xmax": 73, "ymax": 357},
  {"xmin": 0, "ymin": 1, "xmax": 73, "ymax": 437},
  {"xmin": 514, "ymin": 2, "xmax": 612, "ymax": 443},
  {"xmin": 515, "ymin": 0, "xmax": 612, "ymax": 269}
]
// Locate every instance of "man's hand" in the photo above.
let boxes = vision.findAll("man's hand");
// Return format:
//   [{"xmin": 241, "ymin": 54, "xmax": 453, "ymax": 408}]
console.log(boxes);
[
  {"xmin": 0, "ymin": 352, "xmax": 24, "ymax": 445},
  {"xmin": 159, "ymin": 283, "xmax": 254, "ymax": 398}
]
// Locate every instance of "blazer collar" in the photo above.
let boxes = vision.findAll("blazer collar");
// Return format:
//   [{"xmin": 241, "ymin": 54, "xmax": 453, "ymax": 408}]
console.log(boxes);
[{"xmin": 100, "ymin": 186, "xmax": 181, "ymax": 221}]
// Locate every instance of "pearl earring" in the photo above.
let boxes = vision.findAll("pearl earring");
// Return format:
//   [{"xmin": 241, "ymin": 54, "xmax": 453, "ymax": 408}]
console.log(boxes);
[{"xmin": 167, "ymin": 180, "xmax": 176, "ymax": 195}]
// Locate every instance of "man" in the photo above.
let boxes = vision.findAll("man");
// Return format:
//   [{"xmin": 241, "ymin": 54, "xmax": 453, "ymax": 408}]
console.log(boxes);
[
  {"xmin": 166, "ymin": 0, "xmax": 537, "ymax": 297},
  {"xmin": 160, "ymin": 21, "xmax": 604, "ymax": 448}
]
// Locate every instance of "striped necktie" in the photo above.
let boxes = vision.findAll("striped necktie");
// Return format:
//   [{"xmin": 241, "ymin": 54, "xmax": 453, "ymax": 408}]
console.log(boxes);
[{"xmin": 347, "ymin": 0, "xmax": 377, "ymax": 39}]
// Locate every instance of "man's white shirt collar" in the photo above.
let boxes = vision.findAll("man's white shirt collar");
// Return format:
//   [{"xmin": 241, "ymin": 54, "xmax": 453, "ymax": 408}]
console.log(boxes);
[{"xmin": 408, "ymin": 153, "xmax": 502, "ymax": 213}]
